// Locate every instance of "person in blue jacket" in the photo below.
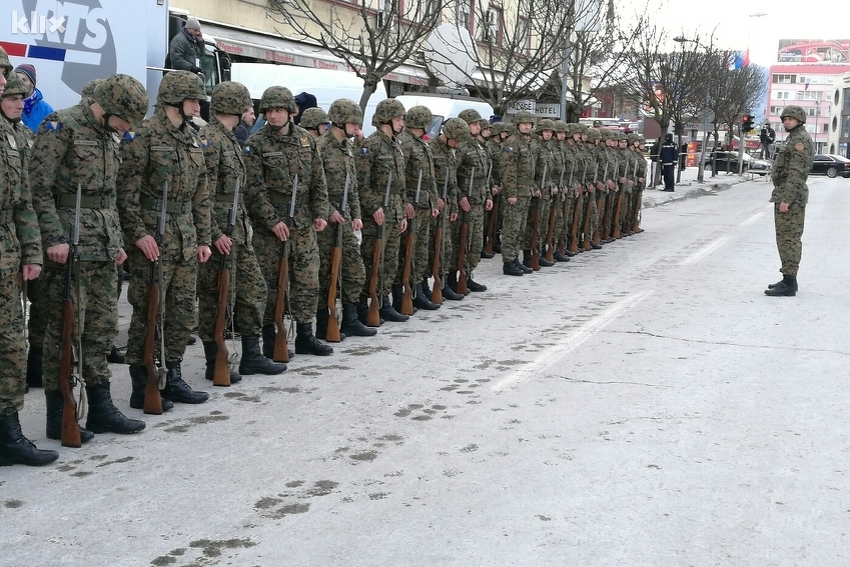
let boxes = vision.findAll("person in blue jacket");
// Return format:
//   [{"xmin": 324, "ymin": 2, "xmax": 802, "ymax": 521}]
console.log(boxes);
[
  {"xmin": 659, "ymin": 133, "xmax": 678, "ymax": 192},
  {"xmin": 14, "ymin": 64, "xmax": 53, "ymax": 133}
]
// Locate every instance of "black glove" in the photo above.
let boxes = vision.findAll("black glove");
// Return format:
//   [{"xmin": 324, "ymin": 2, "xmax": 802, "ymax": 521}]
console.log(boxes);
[{"xmin": 190, "ymin": 65, "xmax": 203, "ymax": 75}]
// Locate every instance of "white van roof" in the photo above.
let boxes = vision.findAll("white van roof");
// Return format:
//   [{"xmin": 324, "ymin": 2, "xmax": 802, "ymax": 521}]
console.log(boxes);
[{"xmin": 394, "ymin": 94, "xmax": 494, "ymax": 121}]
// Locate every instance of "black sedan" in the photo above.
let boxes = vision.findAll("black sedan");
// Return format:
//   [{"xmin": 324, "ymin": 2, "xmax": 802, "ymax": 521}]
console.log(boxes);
[
  {"xmin": 703, "ymin": 151, "xmax": 770, "ymax": 176},
  {"xmin": 810, "ymin": 154, "xmax": 850, "ymax": 178}
]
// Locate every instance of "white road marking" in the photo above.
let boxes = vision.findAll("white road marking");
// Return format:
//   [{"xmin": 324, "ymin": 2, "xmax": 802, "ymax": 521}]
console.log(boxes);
[
  {"xmin": 492, "ymin": 290, "xmax": 654, "ymax": 392},
  {"xmin": 679, "ymin": 236, "xmax": 733, "ymax": 266},
  {"xmin": 739, "ymin": 212, "xmax": 766, "ymax": 226}
]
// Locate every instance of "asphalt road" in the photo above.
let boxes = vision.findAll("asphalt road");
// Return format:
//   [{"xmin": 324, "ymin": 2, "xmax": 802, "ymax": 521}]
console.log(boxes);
[{"xmin": 3, "ymin": 174, "xmax": 850, "ymax": 567}]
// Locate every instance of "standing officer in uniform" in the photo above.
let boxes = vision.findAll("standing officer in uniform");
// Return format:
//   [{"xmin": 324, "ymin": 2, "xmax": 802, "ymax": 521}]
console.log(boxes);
[
  {"xmin": 660, "ymin": 133, "xmax": 678, "ymax": 192},
  {"xmin": 0, "ymin": 48, "xmax": 58, "ymax": 466},
  {"xmin": 244, "ymin": 86, "xmax": 332, "ymax": 355},
  {"xmin": 483, "ymin": 121, "xmax": 504, "ymax": 256},
  {"xmin": 354, "ymin": 99, "xmax": 408, "ymax": 324},
  {"xmin": 314, "ymin": 98, "xmax": 376, "ymax": 338},
  {"xmin": 197, "ymin": 81, "xmax": 286, "ymax": 381},
  {"xmin": 765, "ymin": 105, "xmax": 813, "ymax": 297},
  {"xmin": 31, "ymin": 73, "xmax": 149, "ymax": 438},
  {"xmin": 119, "ymin": 70, "xmax": 212, "ymax": 407},
  {"xmin": 525, "ymin": 118, "xmax": 555, "ymax": 268},
  {"xmin": 500, "ymin": 110, "xmax": 536, "ymax": 276}
]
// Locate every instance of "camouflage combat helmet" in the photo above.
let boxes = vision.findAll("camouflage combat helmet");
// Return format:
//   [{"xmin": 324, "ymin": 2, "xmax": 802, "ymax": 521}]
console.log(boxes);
[
  {"xmin": 489, "ymin": 121, "xmax": 505, "ymax": 136},
  {"xmin": 458, "ymin": 108, "xmax": 485, "ymax": 126},
  {"xmin": 535, "ymin": 118, "xmax": 555, "ymax": 134},
  {"xmin": 328, "ymin": 98, "xmax": 363, "ymax": 126},
  {"xmin": 405, "ymin": 105, "xmax": 433, "ymax": 129},
  {"xmin": 598, "ymin": 129, "xmax": 610, "ymax": 141},
  {"xmin": 157, "ymin": 70, "xmax": 205, "ymax": 106},
  {"xmin": 0, "ymin": 46, "xmax": 11, "ymax": 76},
  {"xmin": 442, "ymin": 117, "xmax": 471, "ymax": 142},
  {"xmin": 564, "ymin": 123, "xmax": 576, "ymax": 136},
  {"xmin": 210, "ymin": 81, "xmax": 251, "ymax": 116},
  {"xmin": 2, "ymin": 73, "xmax": 28, "ymax": 98},
  {"xmin": 81, "ymin": 78, "xmax": 104, "ymax": 99},
  {"xmin": 780, "ymin": 105, "xmax": 806, "ymax": 124},
  {"xmin": 95, "ymin": 74, "xmax": 148, "ymax": 125},
  {"xmin": 514, "ymin": 110, "xmax": 535, "ymax": 125},
  {"xmin": 371, "ymin": 98, "xmax": 406, "ymax": 127},
  {"xmin": 586, "ymin": 128, "xmax": 601, "ymax": 142},
  {"xmin": 299, "ymin": 107, "xmax": 329, "ymax": 129},
  {"xmin": 627, "ymin": 133, "xmax": 639, "ymax": 144},
  {"xmin": 638, "ymin": 136, "xmax": 646, "ymax": 145},
  {"xmin": 576, "ymin": 123, "xmax": 588, "ymax": 133},
  {"xmin": 259, "ymin": 86, "xmax": 296, "ymax": 114},
  {"xmin": 553, "ymin": 120, "xmax": 568, "ymax": 133}
]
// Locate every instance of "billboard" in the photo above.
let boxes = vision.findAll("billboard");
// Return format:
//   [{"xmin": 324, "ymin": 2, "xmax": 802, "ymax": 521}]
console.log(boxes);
[{"xmin": 778, "ymin": 39, "xmax": 850, "ymax": 63}]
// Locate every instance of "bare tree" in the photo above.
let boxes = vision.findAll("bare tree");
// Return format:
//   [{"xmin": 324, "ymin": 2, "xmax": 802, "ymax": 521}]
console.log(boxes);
[
  {"xmin": 267, "ymin": 0, "xmax": 451, "ymax": 109},
  {"xmin": 707, "ymin": 62, "xmax": 768, "ymax": 152}
]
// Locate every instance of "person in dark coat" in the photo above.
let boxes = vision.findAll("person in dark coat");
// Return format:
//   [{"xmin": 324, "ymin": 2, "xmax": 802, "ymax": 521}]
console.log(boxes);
[
  {"xmin": 760, "ymin": 122, "xmax": 776, "ymax": 159},
  {"xmin": 168, "ymin": 17, "xmax": 207, "ymax": 75},
  {"xmin": 659, "ymin": 133, "xmax": 678, "ymax": 192}
]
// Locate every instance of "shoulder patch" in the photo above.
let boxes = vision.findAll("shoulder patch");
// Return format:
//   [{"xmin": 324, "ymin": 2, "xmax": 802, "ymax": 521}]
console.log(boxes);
[
  {"xmin": 795, "ymin": 142, "xmax": 804, "ymax": 151},
  {"xmin": 300, "ymin": 135, "xmax": 310, "ymax": 148},
  {"xmin": 45, "ymin": 120, "xmax": 61, "ymax": 132},
  {"xmin": 243, "ymin": 145, "xmax": 252, "ymax": 155},
  {"xmin": 200, "ymin": 137, "xmax": 211, "ymax": 148},
  {"xmin": 123, "ymin": 131, "xmax": 137, "ymax": 141},
  {"xmin": 504, "ymin": 147, "xmax": 513, "ymax": 153},
  {"xmin": 359, "ymin": 147, "xmax": 369, "ymax": 155}
]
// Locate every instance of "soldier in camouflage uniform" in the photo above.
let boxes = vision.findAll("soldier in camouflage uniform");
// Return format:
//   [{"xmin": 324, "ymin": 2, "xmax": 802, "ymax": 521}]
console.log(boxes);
[
  {"xmin": 427, "ymin": 118, "xmax": 467, "ymax": 300},
  {"xmin": 500, "ymin": 110, "xmax": 536, "ymax": 276},
  {"xmin": 618, "ymin": 132, "xmax": 638, "ymax": 237},
  {"xmin": 544, "ymin": 119, "xmax": 568, "ymax": 262},
  {"xmin": 524, "ymin": 119, "xmax": 555, "ymax": 269},
  {"xmin": 454, "ymin": 109, "xmax": 493, "ymax": 291},
  {"xmin": 569, "ymin": 124, "xmax": 589, "ymax": 252},
  {"xmin": 0, "ymin": 49, "xmax": 58, "ymax": 466},
  {"xmin": 483, "ymin": 121, "xmax": 505, "ymax": 256},
  {"xmin": 197, "ymin": 81, "xmax": 286, "ymax": 382},
  {"xmin": 29, "ymin": 74, "xmax": 148, "ymax": 440},
  {"xmin": 397, "ymin": 105, "xmax": 440, "ymax": 311},
  {"xmin": 300, "ymin": 107, "xmax": 329, "ymax": 138},
  {"xmin": 582, "ymin": 128, "xmax": 602, "ymax": 250},
  {"xmin": 765, "ymin": 105, "xmax": 814, "ymax": 297},
  {"xmin": 552, "ymin": 120, "xmax": 574, "ymax": 261},
  {"xmin": 594, "ymin": 129, "xmax": 613, "ymax": 246},
  {"xmin": 314, "ymin": 99, "xmax": 376, "ymax": 339},
  {"xmin": 628, "ymin": 135, "xmax": 647, "ymax": 234},
  {"xmin": 244, "ymin": 86, "xmax": 332, "ymax": 355},
  {"xmin": 119, "ymin": 70, "xmax": 212, "ymax": 407},
  {"xmin": 355, "ymin": 99, "xmax": 409, "ymax": 324}
]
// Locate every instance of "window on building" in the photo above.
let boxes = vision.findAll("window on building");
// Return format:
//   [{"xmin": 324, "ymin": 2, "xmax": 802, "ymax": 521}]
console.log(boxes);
[
  {"xmin": 798, "ymin": 91, "xmax": 822, "ymax": 101},
  {"xmin": 516, "ymin": 16, "xmax": 529, "ymax": 54},
  {"xmin": 457, "ymin": 0, "xmax": 472, "ymax": 30},
  {"xmin": 842, "ymin": 115, "xmax": 850, "ymax": 138},
  {"xmin": 843, "ymin": 88, "xmax": 850, "ymax": 110},
  {"xmin": 415, "ymin": 0, "xmax": 438, "ymax": 19},
  {"xmin": 769, "ymin": 106, "xmax": 784, "ymax": 115},
  {"xmin": 798, "ymin": 75, "xmax": 826, "ymax": 85},
  {"xmin": 477, "ymin": 6, "xmax": 502, "ymax": 45},
  {"xmin": 772, "ymin": 74, "xmax": 796, "ymax": 84},
  {"xmin": 773, "ymin": 91, "xmax": 791, "ymax": 100}
]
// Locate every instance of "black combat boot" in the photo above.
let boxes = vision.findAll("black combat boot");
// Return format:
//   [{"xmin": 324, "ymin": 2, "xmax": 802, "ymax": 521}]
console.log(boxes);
[
  {"xmin": 0, "ymin": 412, "xmax": 58, "ymax": 467},
  {"xmin": 466, "ymin": 273, "xmax": 487, "ymax": 292},
  {"xmin": 765, "ymin": 275, "xmax": 798, "ymax": 297},
  {"xmin": 160, "ymin": 362, "xmax": 209, "ymax": 404},
  {"xmin": 514, "ymin": 258, "xmax": 533, "ymax": 274},
  {"xmin": 44, "ymin": 390, "xmax": 94, "ymax": 444},
  {"xmin": 128, "ymin": 364, "xmax": 174, "ymax": 411},
  {"xmin": 493, "ymin": 236, "xmax": 502, "ymax": 254},
  {"xmin": 107, "ymin": 345, "xmax": 125, "ymax": 364},
  {"xmin": 480, "ymin": 248, "xmax": 495, "ymax": 259},
  {"xmin": 538, "ymin": 255, "xmax": 554, "ymax": 267},
  {"xmin": 357, "ymin": 295, "xmax": 370, "ymax": 325},
  {"xmin": 391, "ymin": 284, "xmax": 405, "ymax": 313},
  {"xmin": 240, "ymin": 336, "xmax": 288, "ymax": 374},
  {"xmin": 340, "ymin": 303, "xmax": 377, "ymax": 336},
  {"xmin": 590, "ymin": 242, "xmax": 603, "ymax": 250},
  {"xmin": 316, "ymin": 308, "xmax": 345, "ymax": 343},
  {"xmin": 447, "ymin": 270, "xmax": 459, "ymax": 293},
  {"xmin": 441, "ymin": 274, "xmax": 464, "ymax": 300},
  {"xmin": 413, "ymin": 283, "xmax": 440, "ymax": 310},
  {"xmin": 503, "ymin": 261, "xmax": 524, "ymax": 276},
  {"xmin": 421, "ymin": 278, "xmax": 433, "ymax": 298},
  {"xmin": 202, "ymin": 342, "xmax": 243, "ymax": 383},
  {"xmin": 379, "ymin": 295, "xmax": 409, "ymax": 322},
  {"xmin": 262, "ymin": 323, "xmax": 293, "ymax": 360},
  {"xmin": 85, "ymin": 381, "xmax": 146, "ymax": 434},
  {"xmin": 26, "ymin": 347, "xmax": 42, "ymax": 388},
  {"xmin": 522, "ymin": 250, "xmax": 532, "ymax": 269},
  {"xmin": 295, "ymin": 323, "xmax": 334, "ymax": 355},
  {"xmin": 553, "ymin": 251, "xmax": 571, "ymax": 262}
]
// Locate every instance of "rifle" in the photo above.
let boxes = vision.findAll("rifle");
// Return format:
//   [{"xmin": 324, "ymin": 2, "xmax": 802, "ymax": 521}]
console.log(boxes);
[
  {"xmin": 483, "ymin": 162, "xmax": 497, "ymax": 255},
  {"xmin": 559, "ymin": 156, "xmax": 573, "ymax": 255},
  {"xmin": 367, "ymin": 171, "xmax": 392, "ymax": 327},
  {"xmin": 58, "ymin": 184, "xmax": 83, "ymax": 447},
  {"xmin": 431, "ymin": 168, "xmax": 448, "ymax": 304},
  {"xmin": 400, "ymin": 169, "xmax": 421, "ymax": 316},
  {"xmin": 545, "ymin": 164, "xmax": 564, "ymax": 262},
  {"xmin": 568, "ymin": 156, "xmax": 586, "ymax": 255},
  {"xmin": 582, "ymin": 157, "xmax": 596, "ymax": 251},
  {"xmin": 273, "ymin": 175, "xmax": 298, "ymax": 362},
  {"xmin": 213, "ymin": 179, "xmax": 240, "ymax": 386},
  {"xmin": 600, "ymin": 158, "xmax": 612, "ymax": 242},
  {"xmin": 142, "ymin": 181, "xmax": 168, "ymax": 414},
  {"xmin": 613, "ymin": 157, "xmax": 624, "ymax": 239},
  {"xmin": 326, "ymin": 171, "xmax": 349, "ymax": 342},
  {"xmin": 529, "ymin": 163, "xmax": 546, "ymax": 270},
  {"xmin": 632, "ymin": 159, "xmax": 643, "ymax": 233},
  {"xmin": 456, "ymin": 166, "xmax": 474, "ymax": 294}
]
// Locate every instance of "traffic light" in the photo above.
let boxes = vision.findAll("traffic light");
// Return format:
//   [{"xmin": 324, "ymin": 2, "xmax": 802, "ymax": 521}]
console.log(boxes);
[{"xmin": 742, "ymin": 114, "xmax": 755, "ymax": 132}]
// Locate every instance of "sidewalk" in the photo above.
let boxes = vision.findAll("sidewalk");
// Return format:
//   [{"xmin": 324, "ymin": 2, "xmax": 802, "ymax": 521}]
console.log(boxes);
[{"xmin": 641, "ymin": 163, "xmax": 765, "ymax": 208}]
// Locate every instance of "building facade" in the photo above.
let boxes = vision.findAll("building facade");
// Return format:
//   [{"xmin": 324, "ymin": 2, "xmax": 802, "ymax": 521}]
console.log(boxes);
[{"xmin": 825, "ymin": 71, "xmax": 850, "ymax": 157}]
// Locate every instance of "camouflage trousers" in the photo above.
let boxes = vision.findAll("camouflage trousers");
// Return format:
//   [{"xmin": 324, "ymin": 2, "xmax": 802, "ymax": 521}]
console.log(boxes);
[
  {"xmin": 500, "ymin": 195, "xmax": 530, "ymax": 264},
  {"xmin": 598, "ymin": 190, "xmax": 612, "ymax": 237},
  {"xmin": 451, "ymin": 206, "xmax": 484, "ymax": 273},
  {"xmin": 126, "ymin": 248, "xmax": 197, "ymax": 365},
  {"xmin": 774, "ymin": 203, "xmax": 806, "ymax": 276},
  {"xmin": 482, "ymin": 196, "xmax": 502, "ymax": 251},
  {"xmin": 628, "ymin": 189, "xmax": 644, "ymax": 228},
  {"xmin": 582, "ymin": 190, "xmax": 598, "ymax": 242},
  {"xmin": 428, "ymin": 214, "xmax": 453, "ymax": 283},
  {"xmin": 318, "ymin": 218, "xmax": 366, "ymax": 306},
  {"xmin": 255, "ymin": 225, "xmax": 319, "ymax": 325},
  {"xmin": 197, "ymin": 242, "xmax": 266, "ymax": 342},
  {"xmin": 42, "ymin": 261, "xmax": 118, "ymax": 390},
  {"xmin": 0, "ymin": 274, "xmax": 26, "ymax": 414},
  {"xmin": 395, "ymin": 207, "xmax": 433, "ymax": 284},
  {"xmin": 555, "ymin": 193, "xmax": 575, "ymax": 249},
  {"xmin": 26, "ymin": 275, "xmax": 48, "ymax": 352},
  {"xmin": 522, "ymin": 197, "xmax": 548, "ymax": 253},
  {"xmin": 361, "ymin": 216, "xmax": 401, "ymax": 297}
]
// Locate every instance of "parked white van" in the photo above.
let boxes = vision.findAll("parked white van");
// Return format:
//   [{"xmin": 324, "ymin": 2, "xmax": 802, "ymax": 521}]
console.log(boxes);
[
  {"xmin": 231, "ymin": 63, "xmax": 388, "ymax": 135},
  {"xmin": 394, "ymin": 93, "xmax": 494, "ymax": 138}
]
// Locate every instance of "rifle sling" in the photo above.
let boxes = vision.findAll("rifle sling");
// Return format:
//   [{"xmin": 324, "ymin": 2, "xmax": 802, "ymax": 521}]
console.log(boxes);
[
  {"xmin": 140, "ymin": 196, "xmax": 191, "ymax": 214},
  {"xmin": 0, "ymin": 210, "xmax": 13, "ymax": 225},
  {"xmin": 55, "ymin": 194, "xmax": 115, "ymax": 209}
]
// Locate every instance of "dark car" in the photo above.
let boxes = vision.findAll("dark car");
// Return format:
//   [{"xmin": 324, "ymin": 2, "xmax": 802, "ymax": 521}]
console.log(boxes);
[
  {"xmin": 703, "ymin": 151, "xmax": 770, "ymax": 176},
  {"xmin": 810, "ymin": 154, "xmax": 850, "ymax": 178}
]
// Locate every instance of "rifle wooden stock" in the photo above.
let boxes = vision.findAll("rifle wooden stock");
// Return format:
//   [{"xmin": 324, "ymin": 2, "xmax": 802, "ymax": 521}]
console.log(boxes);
[
  {"xmin": 456, "ymin": 213, "xmax": 468, "ymax": 294},
  {"xmin": 58, "ymin": 299, "xmax": 81, "ymax": 448},
  {"xmin": 366, "ymin": 238, "xmax": 381, "ymax": 327},
  {"xmin": 612, "ymin": 190, "xmax": 624, "ymax": 239},
  {"xmin": 273, "ymin": 242, "xmax": 290, "ymax": 363},
  {"xmin": 142, "ymin": 262, "xmax": 163, "ymax": 414},
  {"xmin": 400, "ymin": 222, "xmax": 414, "ymax": 316},
  {"xmin": 212, "ymin": 257, "xmax": 231, "ymax": 386},
  {"xmin": 569, "ymin": 195, "xmax": 581, "ymax": 254},
  {"xmin": 582, "ymin": 192, "xmax": 593, "ymax": 251},
  {"xmin": 326, "ymin": 226, "xmax": 342, "ymax": 342},
  {"xmin": 430, "ymin": 217, "xmax": 443, "ymax": 304},
  {"xmin": 559, "ymin": 196, "xmax": 568, "ymax": 255},
  {"xmin": 601, "ymin": 191, "xmax": 612, "ymax": 242},
  {"xmin": 544, "ymin": 199, "xmax": 557, "ymax": 263},
  {"xmin": 483, "ymin": 197, "xmax": 498, "ymax": 255},
  {"xmin": 632, "ymin": 189, "xmax": 643, "ymax": 233},
  {"xmin": 529, "ymin": 202, "xmax": 540, "ymax": 270}
]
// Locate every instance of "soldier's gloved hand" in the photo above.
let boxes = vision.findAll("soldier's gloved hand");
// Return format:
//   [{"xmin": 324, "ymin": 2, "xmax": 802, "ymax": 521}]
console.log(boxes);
[
  {"xmin": 372, "ymin": 207, "xmax": 385, "ymax": 226},
  {"xmin": 197, "ymin": 245, "xmax": 212, "ymax": 263},
  {"xmin": 405, "ymin": 203, "xmax": 415, "ymax": 219},
  {"xmin": 272, "ymin": 221, "xmax": 289, "ymax": 241},
  {"xmin": 134, "ymin": 235, "xmax": 159, "ymax": 262},
  {"xmin": 507, "ymin": 197, "xmax": 517, "ymax": 206},
  {"xmin": 329, "ymin": 210, "xmax": 345, "ymax": 224},
  {"xmin": 47, "ymin": 243, "xmax": 70, "ymax": 264},
  {"xmin": 116, "ymin": 248, "xmax": 127, "ymax": 266},
  {"xmin": 21, "ymin": 264, "xmax": 41, "ymax": 281},
  {"xmin": 459, "ymin": 196, "xmax": 470, "ymax": 213},
  {"xmin": 484, "ymin": 198, "xmax": 494, "ymax": 212},
  {"xmin": 352, "ymin": 218, "xmax": 363, "ymax": 231},
  {"xmin": 214, "ymin": 234, "xmax": 232, "ymax": 255},
  {"xmin": 399, "ymin": 218, "xmax": 408, "ymax": 233},
  {"xmin": 314, "ymin": 218, "xmax": 328, "ymax": 232}
]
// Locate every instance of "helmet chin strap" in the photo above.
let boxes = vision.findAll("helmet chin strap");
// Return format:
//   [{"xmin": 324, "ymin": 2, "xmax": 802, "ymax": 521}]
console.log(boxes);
[
  {"xmin": 101, "ymin": 113, "xmax": 118, "ymax": 133},
  {"xmin": 333, "ymin": 122, "xmax": 352, "ymax": 139}
]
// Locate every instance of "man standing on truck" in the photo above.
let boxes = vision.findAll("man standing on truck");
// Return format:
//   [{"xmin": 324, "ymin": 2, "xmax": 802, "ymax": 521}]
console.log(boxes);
[{"xmin": 169, "ymin": 17, "xmax": 207, "ymax": 77}]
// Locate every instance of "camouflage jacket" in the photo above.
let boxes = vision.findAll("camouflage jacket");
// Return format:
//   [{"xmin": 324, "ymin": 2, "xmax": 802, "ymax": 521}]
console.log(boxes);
[
  {"xmin": 428, "ymin": 137, "xmax": 459, "ymax": 216},
  {"xmin": 315, "ymin": 130, "xmax": 362, "ymax": 220},
  {"xmin": 118, "ymin": 108, "xmax": 211, "ymax": 262},
  {"xmin": 0, "ymin": 118, "xmax": 41, "ymax": 276},
  {"xmin": 501, "ymin": 132, "xmax": 535, "ymax": 199},
  {"xmin": 562, "ymin": 142, "xmax": 578, "ymax": 189},
  {"xmin": 29, "ymin": 100, "xmax": 123, "ymax": 263},
  {"xmin": 635, "ymin": 150, "xmax": 648, "ymax": 189},
  {"xmin": 198, "ymin": 117, "xmax": 250, "ymax": 246},
  {"xmin": 355, "ymin": 129, "xmax": 406, "ymax": 223},
  {"xmin": 399, "ymin": 130, "xmax": 438, "ymax": 210},
  {"xmin": 771, "ymin": 124, "xmax": 813, "ymax": 205},
  {"xmin": 531, "ymin": 137, "xmax": 553, "ymax": 194},
  {"xmin": 582, "ymin": 144, "xmax": 599, "ymax": 189},
  {"xmin": 244, "ymin": 122, "xmax": 330, "ymax": 231},
  {"xmin": 456, "ymin": 137, "xmax": 490, "ymax": 205},
  {"xmin": 486, "ymin": 138, "xmax": 502, "ymax": 189}
]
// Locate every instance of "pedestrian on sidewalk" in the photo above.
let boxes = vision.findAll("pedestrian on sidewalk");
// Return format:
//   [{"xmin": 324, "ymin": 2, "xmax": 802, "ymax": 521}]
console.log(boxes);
[
  {"xmin": 660, "ymin": 133, "xmax": 678, "ymax": 191},
  {"xmin": 760, "ymin": 122, "xmax": 776, "ymax": 159}
]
